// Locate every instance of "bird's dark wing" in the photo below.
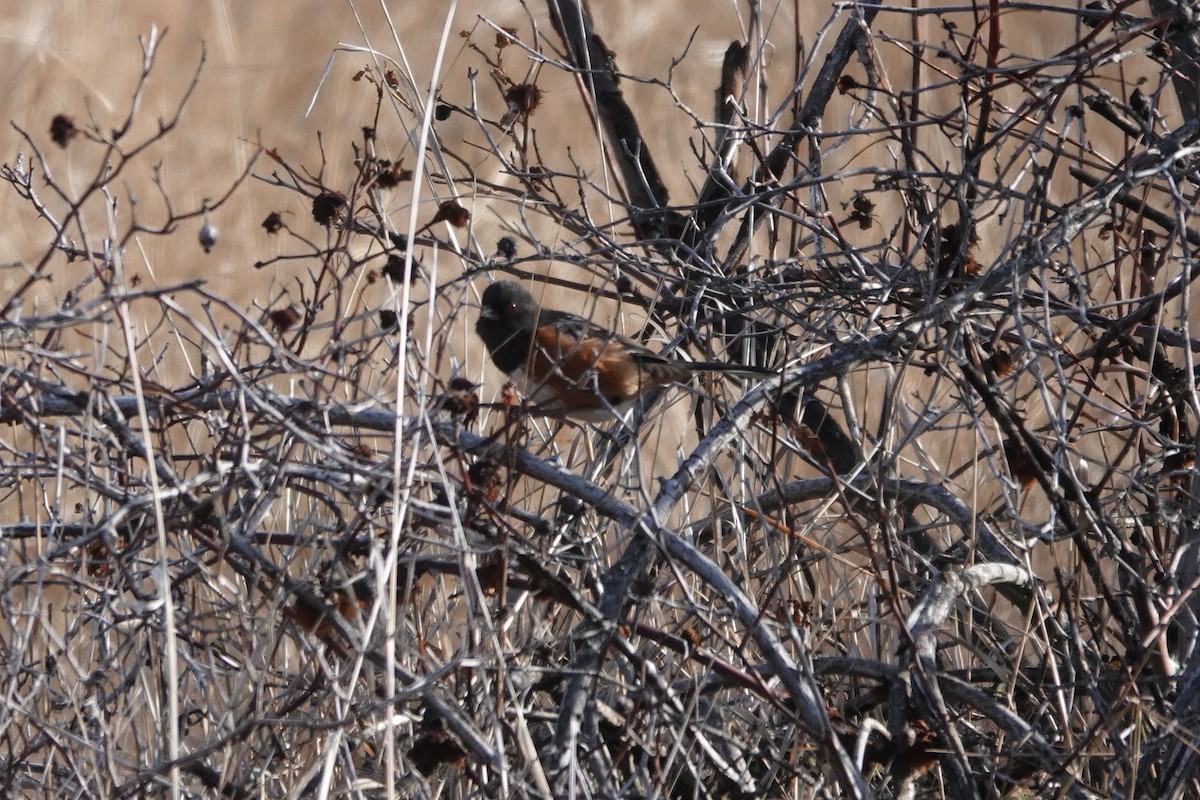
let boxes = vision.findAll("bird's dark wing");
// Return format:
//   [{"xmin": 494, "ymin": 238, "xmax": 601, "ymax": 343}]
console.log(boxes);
[{"xmin": 538, "ymin": 308, "xmax": 609, "ymax": 343}]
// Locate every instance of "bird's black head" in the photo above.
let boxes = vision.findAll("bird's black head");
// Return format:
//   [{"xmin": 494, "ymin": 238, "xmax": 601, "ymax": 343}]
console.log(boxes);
[{"xmin": 476, "ymin": 281, "xmax": 538, "ymax": 373}]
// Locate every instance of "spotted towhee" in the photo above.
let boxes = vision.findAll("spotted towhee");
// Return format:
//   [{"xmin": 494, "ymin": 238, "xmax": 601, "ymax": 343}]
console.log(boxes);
[{"xmin": 476, "ymin": 280, "xmax": 771, "ymax": 419}]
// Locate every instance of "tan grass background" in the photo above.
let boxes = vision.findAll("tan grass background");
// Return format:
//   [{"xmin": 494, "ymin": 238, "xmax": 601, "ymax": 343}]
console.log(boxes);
[
  {"xmin": 3, "ymin": 1, "xmax": 766, "ymax": 296},
  {"xmin": 2, "ymin": 0, "xmax": 1148, "ymax": 456},
  {"xmin": 1, "ymin": 0, "xmax": 1171, "ymax": 596},
  {"xmin": 5, "ymin": 0, "xmax": 1143, "ymax": 294}
]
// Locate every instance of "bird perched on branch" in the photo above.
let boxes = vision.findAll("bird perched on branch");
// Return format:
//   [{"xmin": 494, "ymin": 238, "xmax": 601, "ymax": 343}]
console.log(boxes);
[{"xmin": 475, "ymin": 280, "xmax": 771, "ymax": 419}]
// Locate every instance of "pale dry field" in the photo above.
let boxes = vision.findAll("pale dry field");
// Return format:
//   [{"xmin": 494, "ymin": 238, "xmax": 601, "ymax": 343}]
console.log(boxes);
[
  {"xmin": 1, "ymin": 0, "xmax": 1147, "ymax": 463},
  {"xmin": 2, "ymin": 2, "xmax": 794, "ymax": 296},
  {"xmin": 3, "ymin": 1, "xmax": 1136, "ymax": 290}
]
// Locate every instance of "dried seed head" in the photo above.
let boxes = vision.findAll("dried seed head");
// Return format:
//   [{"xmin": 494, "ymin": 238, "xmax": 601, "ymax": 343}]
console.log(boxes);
[
  {"xmin": 199, "ymin": 221, "xmax": 219, "ymax": 254},
  {"xmin": 504, "ymin": 83, "xmax": 543, "ymax": 116},
  {"xmin": 375, "ymin": 160, "xmax": 413, "ymax": 189},
  {"xmin": 409, "ymin": 730, "xmax": 466, "ymax": 775},
  {"xmin": 1003, "ymin": 437, "xmax": 1039, "ymax": 488},
  {"xmin": 312, "ymin": 191, "xmax": 348, "ymax": 226},
  {"xmin": 50, "ymin": 114, "xmax": 79, "ymax": 148},
  {"xmin": 987, "ymin": 347, "xmax": 1015, "ymax": 379},
  {"xmin": 268, "ymin": 306, "xmax": 301, "ymax": 332},
  {"xmin": 495, "ymin": 27, "xmax": 518, "ymax": 49},
  {"xmin": 199, "ymin": 199, "xmax": 218, "ymax": 253},
  {"xmin": 431, "ymin": 200, "xmax": 470, "ymax": 229}
]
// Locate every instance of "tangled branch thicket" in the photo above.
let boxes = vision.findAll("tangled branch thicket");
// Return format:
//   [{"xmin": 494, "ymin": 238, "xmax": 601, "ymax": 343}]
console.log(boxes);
[{"xmin": 4, "ymin": 2, "xmax": 1200, "ymax": 797}]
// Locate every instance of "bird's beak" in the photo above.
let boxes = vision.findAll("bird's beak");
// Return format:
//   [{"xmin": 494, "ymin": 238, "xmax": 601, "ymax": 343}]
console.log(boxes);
[{"xmin": 478, "ymin": 305, "xmax": 498, "ymax": 321}]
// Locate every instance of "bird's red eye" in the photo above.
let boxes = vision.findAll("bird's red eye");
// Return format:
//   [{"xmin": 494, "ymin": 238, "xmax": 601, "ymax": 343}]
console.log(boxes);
[{"xmin": 508, "ymin": 303, "xmax": 517, "ymax": 313}]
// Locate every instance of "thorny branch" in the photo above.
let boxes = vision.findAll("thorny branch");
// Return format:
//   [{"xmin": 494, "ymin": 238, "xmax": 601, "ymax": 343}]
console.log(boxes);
[{"xmin": 4, "ymin": 2, "xmax": 1200, "ymax": 798}]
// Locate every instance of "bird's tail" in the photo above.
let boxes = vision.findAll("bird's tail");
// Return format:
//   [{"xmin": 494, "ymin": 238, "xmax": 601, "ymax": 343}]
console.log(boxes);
[{"xmin": 688, "ymin": 361, "xmax": 778, "ymax": 379}]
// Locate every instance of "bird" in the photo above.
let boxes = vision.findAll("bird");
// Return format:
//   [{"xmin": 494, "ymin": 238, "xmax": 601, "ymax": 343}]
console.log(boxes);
[{"xmin": 475, "ymin": 280, "xmax": 772, "ymax": 419}]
